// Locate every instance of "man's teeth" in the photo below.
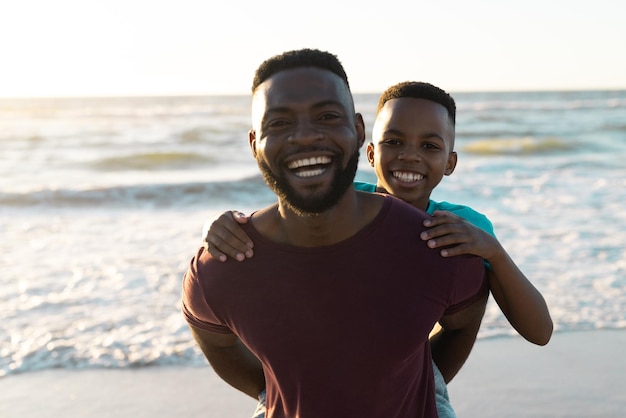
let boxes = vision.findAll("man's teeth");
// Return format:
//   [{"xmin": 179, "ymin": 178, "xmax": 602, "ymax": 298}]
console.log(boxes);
[
  {"xmin": 393, "ymin": 171, "xmax": 424, "ymax": 182},
  {"xmin": 296, "ymin": 168, "xmax": 325, "ymax": 177},
  {"xmin": 287, "ymin": 156, "xmax": 331, "ymax": 169}
]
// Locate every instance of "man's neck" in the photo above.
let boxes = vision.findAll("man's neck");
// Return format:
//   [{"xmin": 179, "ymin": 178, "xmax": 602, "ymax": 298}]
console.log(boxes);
[{"xmin": 253, "ymin": 190, "xmax": 384, "ymax": 247}]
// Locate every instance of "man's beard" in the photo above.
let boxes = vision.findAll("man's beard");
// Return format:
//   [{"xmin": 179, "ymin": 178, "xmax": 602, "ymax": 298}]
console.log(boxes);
[{"xmin": 258, "ymin": 149, "xmax": 359, "ymax": 216}]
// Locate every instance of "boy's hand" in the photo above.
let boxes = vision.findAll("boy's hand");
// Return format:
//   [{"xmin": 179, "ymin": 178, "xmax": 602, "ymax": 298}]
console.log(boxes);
[
  {"xmin": 203, "ymin": 211, "xmax": 253, "ymax": 262},
  {"xmin": 421, "ymin": 211, "xmax": 500, "ymax": 260}
]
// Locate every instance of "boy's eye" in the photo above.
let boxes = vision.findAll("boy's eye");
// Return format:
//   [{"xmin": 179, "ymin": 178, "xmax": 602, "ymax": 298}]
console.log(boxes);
[
  {"xmin": 424, "ymin": 141, "xmax": 445, "ymax": 151},
  {"xmin": 382, "ymin": 138, "xmax": 401, "ymax": 146}
]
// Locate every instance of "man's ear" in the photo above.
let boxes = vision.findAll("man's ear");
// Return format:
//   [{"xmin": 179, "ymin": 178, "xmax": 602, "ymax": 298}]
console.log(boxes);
[
  {"xmin": 366, "ymin": 142, "xmax": 375, "ymax": 167},
  {"xmin": 445, "ymin": 151, "xmax": 458, "ymax": 176},
  {"xmin": 249, "ymin": 129, "xmax": 257, "ymax": 158},
  {"xmin": 355, "ymin": 113, "xmax": 366, "ymax": 148}
]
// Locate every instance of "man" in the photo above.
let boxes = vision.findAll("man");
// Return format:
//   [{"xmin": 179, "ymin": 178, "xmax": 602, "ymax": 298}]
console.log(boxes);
[{"xmin": 182, "ymin": 49, "xmax": 487, "ymax": 418}]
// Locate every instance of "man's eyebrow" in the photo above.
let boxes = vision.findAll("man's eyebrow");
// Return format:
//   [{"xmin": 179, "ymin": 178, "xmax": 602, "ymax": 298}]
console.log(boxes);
[
  {"xmin": 265, "ymin": 100, "xmax": 345, "ymax": 115},
  {"xmin": 311, "ymin": 99, "xmax": 345, "ymax": 109}
]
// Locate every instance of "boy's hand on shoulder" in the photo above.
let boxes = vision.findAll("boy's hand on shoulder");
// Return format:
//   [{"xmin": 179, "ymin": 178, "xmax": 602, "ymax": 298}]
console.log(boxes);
[
  {"xmin": 203, "ymin": 211, "xmax": 254, "ymax": 262},
  {"xmin": 421, "ymin": 210, "xmax": 500, "ymax": 260}
]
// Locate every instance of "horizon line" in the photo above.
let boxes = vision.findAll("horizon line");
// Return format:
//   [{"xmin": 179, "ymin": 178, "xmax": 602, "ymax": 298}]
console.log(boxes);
[{"xmin": 1, "ymin": 87, "xmax": 626, "ymax": 101}]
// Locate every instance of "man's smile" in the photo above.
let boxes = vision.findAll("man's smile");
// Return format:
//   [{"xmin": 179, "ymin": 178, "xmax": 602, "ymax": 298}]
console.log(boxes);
[{"xmin": 287, "ymin": 156, "xmax": 332, "ymax": 178}]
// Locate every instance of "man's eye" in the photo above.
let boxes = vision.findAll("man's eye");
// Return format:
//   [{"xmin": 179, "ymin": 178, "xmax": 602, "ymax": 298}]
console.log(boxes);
[
  {"xmin": 383, "ymin": 139, "xmax": 401, "ymax": 146},
  {"xmin": 320, "ymin": 113, "xmax": 340, "ymax": 120}
]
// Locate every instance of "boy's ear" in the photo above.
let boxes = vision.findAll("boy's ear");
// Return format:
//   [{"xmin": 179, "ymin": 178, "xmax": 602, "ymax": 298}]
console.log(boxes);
[
  {"xmin": 366, "ymin": 142, "xmax": 375, "ymax": 167},
  {"xmin": 249, "ymin": 129, "xmax": 257, "ymax": 158},
  {"xmin": 444, "ymin": 151, "xmax": 458, "ymax": 176}
]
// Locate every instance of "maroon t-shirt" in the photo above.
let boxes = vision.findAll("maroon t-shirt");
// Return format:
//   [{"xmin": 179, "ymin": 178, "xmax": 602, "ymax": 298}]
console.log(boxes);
[{"xmin": 183, "ymin": 195, "xmax": 487, "ymax": 418}]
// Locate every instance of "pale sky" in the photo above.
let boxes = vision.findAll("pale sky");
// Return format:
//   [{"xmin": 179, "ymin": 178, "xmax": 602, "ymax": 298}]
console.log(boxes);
[{"xmin": 2, "ymin": 0, "xmax": 625, "ymax": 98}]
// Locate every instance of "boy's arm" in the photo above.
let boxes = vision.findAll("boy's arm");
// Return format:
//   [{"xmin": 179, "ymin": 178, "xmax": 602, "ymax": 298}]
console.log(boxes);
[
  {"xmin": 484, "ymin": 248, "xmax": 553, "ymax": 345},
  {"xmin": 422, "ymin": 211, "xmax": 553, "ymax": 345},
  {"xmin": 203, "ymin": 211, "xmax": 254, "ymax": 262},
  {"xmin": 188, "ymin": 324, "xmax": 265, "ymax": 399},
  {"xmin": 430, "ymin": 292, "xmax": 488, "ymax": 383}
]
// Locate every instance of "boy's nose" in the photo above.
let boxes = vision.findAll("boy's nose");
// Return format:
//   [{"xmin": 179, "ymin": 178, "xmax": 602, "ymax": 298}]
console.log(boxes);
[{"xmin": 398, "ymin": 146, "xmax": 422, "ymax": 161}]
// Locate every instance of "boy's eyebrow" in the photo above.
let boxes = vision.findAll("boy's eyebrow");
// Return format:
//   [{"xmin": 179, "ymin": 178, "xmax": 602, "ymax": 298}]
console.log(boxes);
[
  {"xmin": 422, "ymin": 132, "xmax": 445, "ymax": 142},
  {"xmin": 381, "ymin": 128, "xmax": 404, "ymax": 138},
  {"xmin": 380, "ymin": 128, "xmax": 445, "ymax": 142}
]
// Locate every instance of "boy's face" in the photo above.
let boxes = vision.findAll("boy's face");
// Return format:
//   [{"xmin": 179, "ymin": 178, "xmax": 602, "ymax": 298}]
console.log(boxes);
[{"xmin": 367, "ymin": 97, "xmax": 457, "ymax": 211}]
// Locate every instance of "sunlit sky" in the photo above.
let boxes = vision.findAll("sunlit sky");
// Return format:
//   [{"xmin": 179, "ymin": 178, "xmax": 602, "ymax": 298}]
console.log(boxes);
[{"xmin": 2, "ymin": 0, "xmax": 625, "ymax": 98}]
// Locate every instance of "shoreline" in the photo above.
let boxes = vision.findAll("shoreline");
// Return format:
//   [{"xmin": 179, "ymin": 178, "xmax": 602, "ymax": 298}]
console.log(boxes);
[{"xmin": 1, "ymin": 329, "xmax": 624, "ymax": 417}]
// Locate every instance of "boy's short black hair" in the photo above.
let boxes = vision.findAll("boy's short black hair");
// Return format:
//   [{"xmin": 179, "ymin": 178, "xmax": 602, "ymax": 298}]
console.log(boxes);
[
  {"xmin": 252, "ymin": 48, "xmax": 350, "ymax": 92},
  {"xmin": 377, "ymin": 81, "xmax": 456, "ymax": 125}
]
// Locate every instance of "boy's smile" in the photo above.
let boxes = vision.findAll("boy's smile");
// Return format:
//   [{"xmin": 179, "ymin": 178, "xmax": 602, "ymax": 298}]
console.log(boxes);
[{"xmin": 392, "ymin": 171, "xmax": 424, "ymax": 182}]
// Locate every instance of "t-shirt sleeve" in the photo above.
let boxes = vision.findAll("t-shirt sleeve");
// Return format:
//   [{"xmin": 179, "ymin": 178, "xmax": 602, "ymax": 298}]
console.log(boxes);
[
  {"xmin": 181, "ymin": 249, "xmax": 234, "ymax": 335},
  {"xmin": 443, "ymin": 255, "xmax": 489, "ymax": 315},
  {"xmin": 428, "ymin": 200, "xmax": 495, "ymax": 237},
  {"xmin": 429, "ymin": 201, "xmax": 496, "ymax": 271}
]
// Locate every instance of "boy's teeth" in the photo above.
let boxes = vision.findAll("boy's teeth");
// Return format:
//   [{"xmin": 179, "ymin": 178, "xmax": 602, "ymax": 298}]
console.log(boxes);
[
  {"xmin": 287, "ymin": 156, "xmax": 331, "ymax": 169},
  {"xmin": 393, "ymin": 171, "xmax": 423, "ymax": 182}
]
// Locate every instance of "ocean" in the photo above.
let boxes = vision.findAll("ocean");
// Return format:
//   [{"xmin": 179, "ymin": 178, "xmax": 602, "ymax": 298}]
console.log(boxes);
[{"xmin": 1, "ymin": 90, "xmax": 625, "ymax": 378}]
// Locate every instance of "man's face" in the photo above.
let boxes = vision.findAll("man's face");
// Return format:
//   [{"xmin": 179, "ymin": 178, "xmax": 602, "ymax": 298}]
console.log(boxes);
[
  {"xmin": 249, "ymin": 67, "xmax": 365, "ymax": 215},
  {"xmin": 367, "ymin": 98, "xmax": 457, "ymax": 211}
]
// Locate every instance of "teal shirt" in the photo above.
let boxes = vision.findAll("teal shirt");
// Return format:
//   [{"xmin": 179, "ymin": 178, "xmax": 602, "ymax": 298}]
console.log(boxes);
[
  {"xmin": 354, "ymin": 181, "xmax": 495, "ymax": 267},
  {"xmin": 354, "ymin": 181, "xmax": 494, "ymax": 234}
]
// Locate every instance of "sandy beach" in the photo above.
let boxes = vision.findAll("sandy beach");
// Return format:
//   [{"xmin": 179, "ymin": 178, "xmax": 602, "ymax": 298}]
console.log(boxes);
[
  {"xmin": 1, "ymin": 329, "xmax": 624, "ymax": 418},
  {"xmin": 447, "ymin": 329, "xmax": 625, "ymax": 417}
]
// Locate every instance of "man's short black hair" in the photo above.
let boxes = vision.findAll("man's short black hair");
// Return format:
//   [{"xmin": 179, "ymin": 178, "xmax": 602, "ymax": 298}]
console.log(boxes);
[
  {"xmin": 377, "ymin": 81, "xmax": 456, "ymax": 125},
  {"xmin": 252, "ymin": 48, "xmax": 350, "ymax": 92}
]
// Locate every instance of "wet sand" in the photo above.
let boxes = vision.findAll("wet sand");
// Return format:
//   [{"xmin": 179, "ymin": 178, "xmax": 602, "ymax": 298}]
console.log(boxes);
[{"xmin": 1, "ymin": 329, "xmax": 624, "ymax": 417}]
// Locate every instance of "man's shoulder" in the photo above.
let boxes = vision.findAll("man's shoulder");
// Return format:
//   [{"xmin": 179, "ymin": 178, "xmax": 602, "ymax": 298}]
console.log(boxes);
[
  {"xmin": 376, "ymin": 196, "xmax": 431, "ymax": 232},
  {"xmin": 427, "ymin": 200, "xmax": 484, "ymax": 215},
  {"xmin": 388, "ymin": 195, "xmax": 430, "ymax": 218}
]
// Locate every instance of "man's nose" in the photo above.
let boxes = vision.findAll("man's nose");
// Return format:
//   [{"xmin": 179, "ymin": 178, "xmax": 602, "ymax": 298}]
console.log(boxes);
[{"xmin": 288, "ymin": 120, "xmax": 324, "ymax": 144}]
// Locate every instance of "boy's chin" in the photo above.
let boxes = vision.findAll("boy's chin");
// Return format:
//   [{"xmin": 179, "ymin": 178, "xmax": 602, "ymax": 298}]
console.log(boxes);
[{"xmin": 389, "ymin": 190, "xmax": 427, "ymax": 205}]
